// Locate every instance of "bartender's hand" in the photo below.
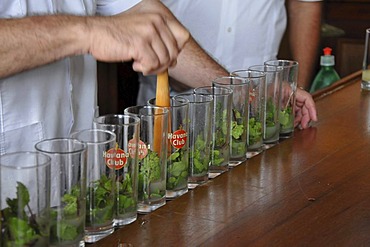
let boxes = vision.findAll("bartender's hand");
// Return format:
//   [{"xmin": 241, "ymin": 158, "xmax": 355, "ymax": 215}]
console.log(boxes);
[
  {"xmin": 87, "ymin": 4, "xmax": 189, "ymax": 75},
  {"xmin": 294, "ymin": 88, "xmax": 318, "ymax": 129}
]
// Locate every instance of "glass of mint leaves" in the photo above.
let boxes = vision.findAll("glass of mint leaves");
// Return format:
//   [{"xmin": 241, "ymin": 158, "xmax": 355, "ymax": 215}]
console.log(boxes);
[
  {"xmin": 148, "ymin": 97, "xmax": 190, "ymax": 199},
  {"xmin": 194, "ymin": 85, "xmax": 232, "ymax": 173},
  {"xmin": 248, "ymin": 65, "xmax": 283, "ymax": 149},
  {"xmin": 0, "ymin": 152, "xmax": 51, "ymax": 247},
  {"xmin": 124, "ymin": 105, "xmax": 169, "ymax": 213},
  {"xmin": 35, "ymin": 138, "xmax": 88, "ymax": 247},
  {"xmin": 71, "ymin": 129, "xmax": 117, "ymax": 243},
  {"xmin": 212, "ymin": 76, "xmax": 250, "ymax": 166},
  {"xmin": 265, "ymin": 60, "xmax": 298, "ymax": 138},
  {"xmin": 93, "ymin": 114, "xmax": 140, "ymax": 227},
  {"xmin": 174, "ymin": 93, "xmax": 213, "ymax": 185},
  {"xmin": 231, "ymin": 70, "xmax": 266, "ymax": 159}
]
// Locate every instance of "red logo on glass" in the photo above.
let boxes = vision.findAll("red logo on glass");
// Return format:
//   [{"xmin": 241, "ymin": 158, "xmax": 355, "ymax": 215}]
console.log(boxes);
[{"xmin": 169, "ymin": 129, "xmax": 187, "ymax": 149}]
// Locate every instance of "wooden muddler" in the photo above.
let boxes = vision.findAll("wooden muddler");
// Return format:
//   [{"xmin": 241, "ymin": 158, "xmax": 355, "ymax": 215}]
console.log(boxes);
[{"xmin": 154, "ymin": 70, "xmax": 171, "ymax": 154}]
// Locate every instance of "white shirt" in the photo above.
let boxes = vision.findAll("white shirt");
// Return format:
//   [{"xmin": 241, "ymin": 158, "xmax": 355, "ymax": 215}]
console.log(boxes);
[
  {"xmin": 136, "ymin": 0, "xmax": 321, "ymax": 105},
  {"xmin": 0, "ymin": 0, "xmax": 139, "ymax": 155}
]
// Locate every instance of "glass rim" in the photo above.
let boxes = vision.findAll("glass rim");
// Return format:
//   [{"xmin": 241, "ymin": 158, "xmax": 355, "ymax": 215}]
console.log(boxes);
[
  {"xmin": 70, "ymin": 129, "xmax": 116, "ymax": 145},
  {"xmin": 147, "ymin": 96, "xmax": 189, "ymax": 109},
  {"xmin": 264, "ymin": 59, "xmax": 299, "ymax": 68},
  {"xmin": 35, "ymin": 137, "xmax": 87, "ymax": 155},
  {"xmin": 173, "ymin": 93, "xmax": 213, "ymax": 104},
  {"xmin": 93, "ymin": 114, "xmax": 140, "ymax": 126},
  {"xmin": 212, "ymin": 75, "xmax": 250, "ymax": 85},
  {"xmin": 230, "ymin": 69, "xmax": 266, "ymax": 79},
  {"xmin": 0, "ymin": 151, "xmax": 51, "ymax": 170},
  {"xmin": 248, "ymin": 64, "xmax": 284, "ymax": 73},
  {"xmin": 193, "ymin": 85, "xmax": 233, "ymax": 96},
  {"xmin": 124, "ymin": 105, "xmax": 169, "ymax": 117}
]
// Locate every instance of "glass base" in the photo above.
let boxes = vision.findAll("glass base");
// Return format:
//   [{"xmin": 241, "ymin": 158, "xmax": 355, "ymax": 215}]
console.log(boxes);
[
  {"xmin": 361, "ymin": 80, "xmax": 370, "ymax": 91},
  {"xmin": 114, "ymin": 214, "xmax": 137, "ymax": 227},
  {"xmin": 137, "ymin": 198, "xmax": 166, "ymax": 214},
  {"xmin": 228, "ymin": 155, "xmax": 247, "ymax": 167},
  {"xmin": 188, "ymin": 183, "xmax": 200, "ymax": 189},
  {"xmin": 246, "ymin": 149, "xmax": 263, "ymax": 159},
  {"xmin": 84, "ymin": 225, "xmax": 114, "ymax": 243},
  {"xmin": 166, "ymin": 188, "xmax": 188, "ymax": 199},
  {"xmin": 209, "ymin": 164, "xmax": 229, "ymax": 174},
  {"xmin": 188, "ymin": 174, "xmax": 209, "ymax": 185},
  {"xmin": 279, "ymin": 130, "xmax": 294, "ymax": 139},
  {"xmin": 228, "ymin": 160, "xmax": 243, "ymax": 167},
  {"xmin": 263, "ymin": 142, "xmax": 279, "ymax": 150},
  {"xmin": 208, "ymin": 172, "xmax": 222, "ymax": 179}
]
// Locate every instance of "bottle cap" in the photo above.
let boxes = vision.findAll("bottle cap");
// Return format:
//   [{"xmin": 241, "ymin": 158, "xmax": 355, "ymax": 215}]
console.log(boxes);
[{"xmin": 320, "ymin": 47, "xmax": 335, "ymax": 66}]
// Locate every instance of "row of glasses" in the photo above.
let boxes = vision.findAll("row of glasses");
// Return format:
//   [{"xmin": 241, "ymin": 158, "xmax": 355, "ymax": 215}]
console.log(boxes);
[
  {"xmin": 0, "ymin": 59, "xmax": 299, "ymax": 245},
  {"xmin": 0, "ymin": 126, "xmax": 136, "ymax": 245},
  {"xmin": 226, "ymin": 59, "xmax": 298, "ymax": 160},
  {"xmin": 179, "ymin": 59, "xmax": 298, "ymax": 182}
]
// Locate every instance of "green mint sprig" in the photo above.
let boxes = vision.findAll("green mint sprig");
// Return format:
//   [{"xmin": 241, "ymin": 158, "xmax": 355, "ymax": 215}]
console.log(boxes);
[
  {"xmin": 167, "ymin": 148, "xmax": 188, "ymax": 190},
  {"xmin": 1, "ymin": 182, "xmax": 48, "ymax": 247}
]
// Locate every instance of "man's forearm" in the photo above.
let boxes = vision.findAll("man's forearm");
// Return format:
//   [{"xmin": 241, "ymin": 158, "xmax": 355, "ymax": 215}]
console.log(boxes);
[
  {"xmin": 0, "ymin": 15, "xmax": 88, "ymax": 78},
  {"xmin": 169, "ymin": 36, "xmax": 229, "ymax": 89},
  {"xmin": 287, "ymin": 0, "xmax": 322, "ymax": 90}
]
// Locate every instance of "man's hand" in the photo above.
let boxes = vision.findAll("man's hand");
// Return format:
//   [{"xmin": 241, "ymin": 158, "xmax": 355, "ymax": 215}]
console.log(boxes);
[
  {"xmin": 294, "ymin": 87, "xmax": 318, "ymax": 129},
  {"xmin": 87, "ymin": 2, "xmax": 189, "ymax": 75}
]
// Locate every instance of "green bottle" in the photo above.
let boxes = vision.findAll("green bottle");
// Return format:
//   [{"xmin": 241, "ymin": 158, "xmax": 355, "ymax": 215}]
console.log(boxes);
[{"xmin": 309, "ymin": 47, "xmax": 340, "ymax": 93}]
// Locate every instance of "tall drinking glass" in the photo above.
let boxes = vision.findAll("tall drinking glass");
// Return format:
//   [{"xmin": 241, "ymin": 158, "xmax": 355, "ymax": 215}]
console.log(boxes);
[
  {"xmin": 0, "ymin": 152, "xmax": 51, "ymax": 246},
  {"xmin": 124, "ymin": 106, "xmax": 168, "ymax": 213},
  {"xmin": 35, "ymin": 138, "xmax": 87, "ymax": 247},
  {"xmin": 231, "ymin": 70, "xmax": 266, "ymax": 158},
  {"xmin": 70, "ymin": 129, "xmax": 116, "ymax": 243},
  {"xmin": 265, "ymin": 59, "xmax": 298, "ymax": 138},
  {"xmin": 173, "ymin": 93, "xmax": 213, "ymax": 187},
  {"xmin": 212, "ymin": 76, "xmax": 249, "ymax": 166},
  {"xmin": 248, "ymin": 65, "xmax": 283, "ymax": 148},
  {"xmin": 148, "ymin": 97, "xmax": 190, "ymax": 199},
  {"xmin": 194, "ymin": 85, "xmax": 232, "ymax": 175},
  {"xmin": 93, "ymin": 114, "xmax": 140, "ymax": 227},
  {"xmin": 362, "ymin": 28, "xmax": 370, "ymax": 90}
]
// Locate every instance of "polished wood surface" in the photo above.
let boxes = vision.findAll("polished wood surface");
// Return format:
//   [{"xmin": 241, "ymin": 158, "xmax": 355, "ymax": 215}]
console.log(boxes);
[{"xmin": 91, "ymin": 71, "xmax": 369, "ymax": 246}]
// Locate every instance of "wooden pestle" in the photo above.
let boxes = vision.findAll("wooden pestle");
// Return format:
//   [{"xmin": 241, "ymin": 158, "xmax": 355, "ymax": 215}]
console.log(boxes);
[{"xmin": 153, "ymin": 70, "xmax": 171, "ymax": 154}]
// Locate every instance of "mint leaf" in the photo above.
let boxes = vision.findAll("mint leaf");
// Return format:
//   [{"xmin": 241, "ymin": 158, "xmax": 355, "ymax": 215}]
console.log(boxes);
[
  {"xmin": 62, "ymin": 194, "xmax": 78, "ymax": 216},
  {"xmin": 16, "ymin": 182, "xmax": 30, "ymax": 209}
]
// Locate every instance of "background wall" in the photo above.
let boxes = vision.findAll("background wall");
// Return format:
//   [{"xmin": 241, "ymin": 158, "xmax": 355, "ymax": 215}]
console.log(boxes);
[{"xmin": 322, "ymin": 0, "xmax": 370, "ymax": 78}]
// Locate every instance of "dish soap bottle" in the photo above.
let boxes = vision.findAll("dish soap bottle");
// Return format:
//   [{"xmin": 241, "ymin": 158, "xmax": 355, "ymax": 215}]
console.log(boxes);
[{"xmin": 309, "ymin": 47, "xmax": 340, "ymax": 93}]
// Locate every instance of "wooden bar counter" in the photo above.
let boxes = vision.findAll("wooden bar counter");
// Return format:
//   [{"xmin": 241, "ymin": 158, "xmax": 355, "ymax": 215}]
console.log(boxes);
[{"xmin": 91, "ymin": 71, "xmax": 370, "ymax": 246}]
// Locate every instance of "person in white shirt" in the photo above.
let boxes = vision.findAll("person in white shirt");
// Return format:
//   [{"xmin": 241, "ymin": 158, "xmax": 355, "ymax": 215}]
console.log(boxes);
[
  {"xmin": 0, "ymin": 0, "xmax": 190, "ymax": 155},
  {"xmin": 135, "ymin": 0, "xmax": 321, "ymax": 128},
  {"xmin": 0, "ymin": 0, "xmax": 320, "ymax": 155}
]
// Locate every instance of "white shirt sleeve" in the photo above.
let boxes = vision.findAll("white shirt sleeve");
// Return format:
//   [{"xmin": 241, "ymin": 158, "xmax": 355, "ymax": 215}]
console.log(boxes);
[{"xmin": 96, "ymin": 0, "xmax": 141, "ymax": 16}]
